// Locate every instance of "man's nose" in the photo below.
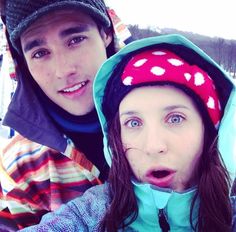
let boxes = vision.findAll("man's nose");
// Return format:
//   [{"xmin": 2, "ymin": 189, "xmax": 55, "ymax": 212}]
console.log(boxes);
[{"xmin": 54, "ymin": 53, "xmax": 77, "ymax": 80}]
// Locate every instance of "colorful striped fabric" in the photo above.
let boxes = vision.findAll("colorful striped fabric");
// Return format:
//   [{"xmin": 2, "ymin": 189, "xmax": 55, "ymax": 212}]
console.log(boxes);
[{"xmin": 0, "ymin": 134, "xmax": 102, "ymax": 230}]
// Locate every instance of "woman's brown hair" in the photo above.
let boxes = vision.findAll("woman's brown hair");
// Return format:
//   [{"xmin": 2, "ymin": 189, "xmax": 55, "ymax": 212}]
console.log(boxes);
[
  {"xmin": 190, "ymin": 116, "xmax": 232, "ymax": 232},
  {"xmin": 100, "ymin": 96, "xmax": 232, "ymax": 232}
]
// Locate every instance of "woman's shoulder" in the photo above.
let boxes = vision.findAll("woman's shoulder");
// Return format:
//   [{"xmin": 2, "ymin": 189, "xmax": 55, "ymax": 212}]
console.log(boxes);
[
  {"xmin": 67, "ymin": 183, "xmax": 110, "ymax": 229},
  {"xmin": 69, "ymin": 182, "xmax": 110, "ymax": 210}
]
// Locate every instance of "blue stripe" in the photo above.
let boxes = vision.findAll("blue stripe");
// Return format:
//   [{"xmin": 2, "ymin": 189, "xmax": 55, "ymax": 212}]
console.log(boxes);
[{"xmin": 7, "ymin": 147, "xmax": 42, "ymax": 169}]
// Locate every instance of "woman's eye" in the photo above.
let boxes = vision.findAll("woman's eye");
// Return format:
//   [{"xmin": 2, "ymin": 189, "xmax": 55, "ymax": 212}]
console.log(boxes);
[
  {"xmin": 69, "ymin": 36, "xmax": 85, "ymax": 46},
  {"xmin": 32, "ymin": 50, "xmax": 49, "ymax": 59},
  {"xmin": 167, "ymin": 114, "xmax": 184, "ymax": 124},
  {"xmin": 126, "ymin": 119, "xmax": 141, "ymax": 128}
]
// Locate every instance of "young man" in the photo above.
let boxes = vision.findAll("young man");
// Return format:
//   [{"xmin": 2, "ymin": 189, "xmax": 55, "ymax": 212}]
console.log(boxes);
[{"xmin": 0, "ymin": 0, "xmax": 125, "ymax": 230}]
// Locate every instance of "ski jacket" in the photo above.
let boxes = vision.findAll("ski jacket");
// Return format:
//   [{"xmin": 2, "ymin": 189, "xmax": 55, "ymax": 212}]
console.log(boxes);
[{"xmin": 0, "ymin": 53, "xmax": 102, "ymax": 230}]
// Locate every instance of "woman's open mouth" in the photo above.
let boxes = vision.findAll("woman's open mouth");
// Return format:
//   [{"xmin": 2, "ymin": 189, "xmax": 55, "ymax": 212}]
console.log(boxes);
[{"xmin": 145, "ymin": 169, "xmax": 176, "ymax": 188}]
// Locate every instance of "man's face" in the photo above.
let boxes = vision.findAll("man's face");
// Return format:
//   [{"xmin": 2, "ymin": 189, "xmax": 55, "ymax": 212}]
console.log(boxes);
[{"xmin": 20, "ymin": 9, "xmax": 112, "ymax": 115}]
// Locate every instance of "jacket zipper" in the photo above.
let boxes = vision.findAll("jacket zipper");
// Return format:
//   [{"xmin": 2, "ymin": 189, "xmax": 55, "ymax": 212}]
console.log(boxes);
[{"xmin": 158, "ymin": 208, "xmax": 170, "ymax": 232}]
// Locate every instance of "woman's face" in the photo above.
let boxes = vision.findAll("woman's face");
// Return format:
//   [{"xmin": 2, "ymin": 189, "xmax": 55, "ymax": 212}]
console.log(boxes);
[{"xmin": 119, "ymin": 85, "xmax": 205, "ymax": 192}]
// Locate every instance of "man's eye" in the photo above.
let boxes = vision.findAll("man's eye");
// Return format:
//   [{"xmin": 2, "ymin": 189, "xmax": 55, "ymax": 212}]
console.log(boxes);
[
  {"xmin": 69, "ymin": 36, "xmax": 85, "ymax": 46},
  {"xmin": 167, "ymin": 114, "xmax": 184, "ymax": 124},
  {"xmin": 126, "ymin": 119, "xmax": 141, "ymax": 128},
  {"xmin": 32, "ymin": 50, "xmax": 49, "ymax": 59}
]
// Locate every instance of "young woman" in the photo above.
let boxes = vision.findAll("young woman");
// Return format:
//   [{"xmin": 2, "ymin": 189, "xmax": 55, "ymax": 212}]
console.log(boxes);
[{"xmin": 20, "ymin": 34, "xmax": 236, "ymax": 232}]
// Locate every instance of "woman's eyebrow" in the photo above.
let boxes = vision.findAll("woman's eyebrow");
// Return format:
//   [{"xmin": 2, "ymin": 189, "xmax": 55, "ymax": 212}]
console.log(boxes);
[
  {"xmin": 120, "ymin": 105, "xmax": 189, "ymax": 117},
  {"xmin": 163, "ymin": 105, "xmax": 190, "ymax": 111},
  {"xmin": 120, "ymin": 111, "xmax": 139, "ymax": 118}
]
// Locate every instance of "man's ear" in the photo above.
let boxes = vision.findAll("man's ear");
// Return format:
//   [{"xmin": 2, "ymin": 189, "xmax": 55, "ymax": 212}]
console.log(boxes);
[{"xmin": 101, "ymin": 29, "xmax": 113, "ymax": 48}]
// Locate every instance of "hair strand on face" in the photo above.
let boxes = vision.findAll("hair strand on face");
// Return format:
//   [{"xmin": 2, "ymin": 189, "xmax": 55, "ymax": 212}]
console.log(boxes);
[{"xmin": 99, "ymin": 113, "xmax": 138, "ymax": 232}]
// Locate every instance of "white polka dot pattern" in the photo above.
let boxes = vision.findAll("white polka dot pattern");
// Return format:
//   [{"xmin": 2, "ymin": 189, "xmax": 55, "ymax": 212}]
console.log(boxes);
[
  {"xmin": 184, "ymin": 73, "xmax": 191, "ymax": 81},
  {"xmin": 134, "ymin": 59, "xmax": 147, "ymax": 67},
  {"xmin": 168, "ymin": 58, "xmax": 184, "ymax": 66},
  {"xmin": 123, "ymin": 76, "xmax": 133, "ymax": 86},
  {"xmin": 194, "ymin": 72, "xmax": 205, "ymax": 86},
  {"xmin": 150, "ymin": 66, "xmax": 165, "ymax": 76}
]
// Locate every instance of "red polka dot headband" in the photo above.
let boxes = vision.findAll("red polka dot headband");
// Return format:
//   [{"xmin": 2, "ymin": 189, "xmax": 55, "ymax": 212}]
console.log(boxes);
[{"xmin": 121, "ymin": 49, "xmax": 221, "ymax": 126}]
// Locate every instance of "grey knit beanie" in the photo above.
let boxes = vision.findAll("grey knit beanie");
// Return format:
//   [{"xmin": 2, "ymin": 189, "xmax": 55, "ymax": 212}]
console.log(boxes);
[{"xmin": 4, "ymin": 0, "xmax": 111, "ymax": 53}]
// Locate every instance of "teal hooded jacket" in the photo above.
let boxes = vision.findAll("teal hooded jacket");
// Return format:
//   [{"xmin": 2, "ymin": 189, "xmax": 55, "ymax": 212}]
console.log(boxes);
[{"xmin": 93, "ymin": 34, "xmax": 236, "ymax": 231}]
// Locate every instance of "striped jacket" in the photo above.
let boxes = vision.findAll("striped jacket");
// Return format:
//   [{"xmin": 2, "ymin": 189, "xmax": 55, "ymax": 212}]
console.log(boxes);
[
  {"xmin": 0, "ymin": 134, "xmax": 101, "ymax": 230},
  {"xmin": 0, "ymin": 49, "xmax": 104, "ymax": 230}
]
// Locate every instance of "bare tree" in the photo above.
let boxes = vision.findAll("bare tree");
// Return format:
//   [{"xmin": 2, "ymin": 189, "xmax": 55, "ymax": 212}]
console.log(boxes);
[{"xmin": 212, "ymin": 38, "xmax": 226, "ymax": 66}]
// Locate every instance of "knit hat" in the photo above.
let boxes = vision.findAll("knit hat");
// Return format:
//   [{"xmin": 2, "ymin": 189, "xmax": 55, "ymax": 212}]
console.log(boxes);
[
  {"xmin": 4, "ymin": 0, "xmax": 111, "ymax": 53},
  {"xmin": 103, "ymin": 48, "xmax": 221, "ymax": 128}
]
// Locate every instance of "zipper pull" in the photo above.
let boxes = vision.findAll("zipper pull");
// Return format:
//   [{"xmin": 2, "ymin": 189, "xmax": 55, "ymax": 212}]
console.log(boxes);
[{"xmin": 158, "ymin": 209, "xmax": 170, "ymax": 232}]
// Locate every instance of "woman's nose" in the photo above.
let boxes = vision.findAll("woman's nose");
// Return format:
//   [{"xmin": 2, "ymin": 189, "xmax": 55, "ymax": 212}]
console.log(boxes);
[{"xmin": 144, "ymin": 126, "xmax": 168, "ymax": 156}]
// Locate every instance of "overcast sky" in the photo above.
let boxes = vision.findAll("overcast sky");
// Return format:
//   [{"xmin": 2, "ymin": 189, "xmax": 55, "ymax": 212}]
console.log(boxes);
[{"xmin": 105, "ymin": 0, "xmax": 236, "ymax": 40}]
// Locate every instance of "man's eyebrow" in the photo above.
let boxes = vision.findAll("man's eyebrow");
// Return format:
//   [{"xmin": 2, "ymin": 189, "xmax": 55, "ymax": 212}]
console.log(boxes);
[
  {"xmin": 23, "ymin": 39, "xmax": 45, "ymax": 53},
  {"xmin": 59, "ymin": 25, "xmax": 90, "ymax": 38},
  {"xmin": 22, "ymin": 25, "xmax": 90, "ymax": 53}
]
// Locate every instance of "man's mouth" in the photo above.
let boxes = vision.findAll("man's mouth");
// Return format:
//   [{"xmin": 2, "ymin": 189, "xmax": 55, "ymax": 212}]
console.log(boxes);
[{"xmin": 59, "ymin": 81, "xmax": 88, "ymax": 93}]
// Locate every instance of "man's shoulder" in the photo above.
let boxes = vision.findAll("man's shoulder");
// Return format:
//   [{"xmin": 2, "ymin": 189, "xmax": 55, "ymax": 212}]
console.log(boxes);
[
  {"xmin": 1, "ymin": 133, "xmax": 55, "ymax": 162},
  {"xmin": 2, "ymin": 134, "xmax": 44, "ymax": 152}
]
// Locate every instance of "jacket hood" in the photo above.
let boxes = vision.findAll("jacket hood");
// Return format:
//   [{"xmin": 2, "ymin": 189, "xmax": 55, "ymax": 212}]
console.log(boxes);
[
  {"xmin": 93, "ymin": 34, "xmax": 236, "ymax": 181},
  {"xmin": 3, "ymin": 59, "xmax": 68, "ymax": 152}
]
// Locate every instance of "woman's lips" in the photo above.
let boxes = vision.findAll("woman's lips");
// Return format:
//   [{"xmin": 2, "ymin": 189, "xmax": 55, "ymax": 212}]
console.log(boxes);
[{"xmin": 145, "ymin": 169, "xmax": 176, "ymax": 188}]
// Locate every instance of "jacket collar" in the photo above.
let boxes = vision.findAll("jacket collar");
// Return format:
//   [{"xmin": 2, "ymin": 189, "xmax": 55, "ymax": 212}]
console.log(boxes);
[
  {"xmin": 3, "ymin": 69, "xmax": 67, "ymax": 152},
  {"xmin": 128, "ymin": 181, "xmax": 199, "ymax": 231}
]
